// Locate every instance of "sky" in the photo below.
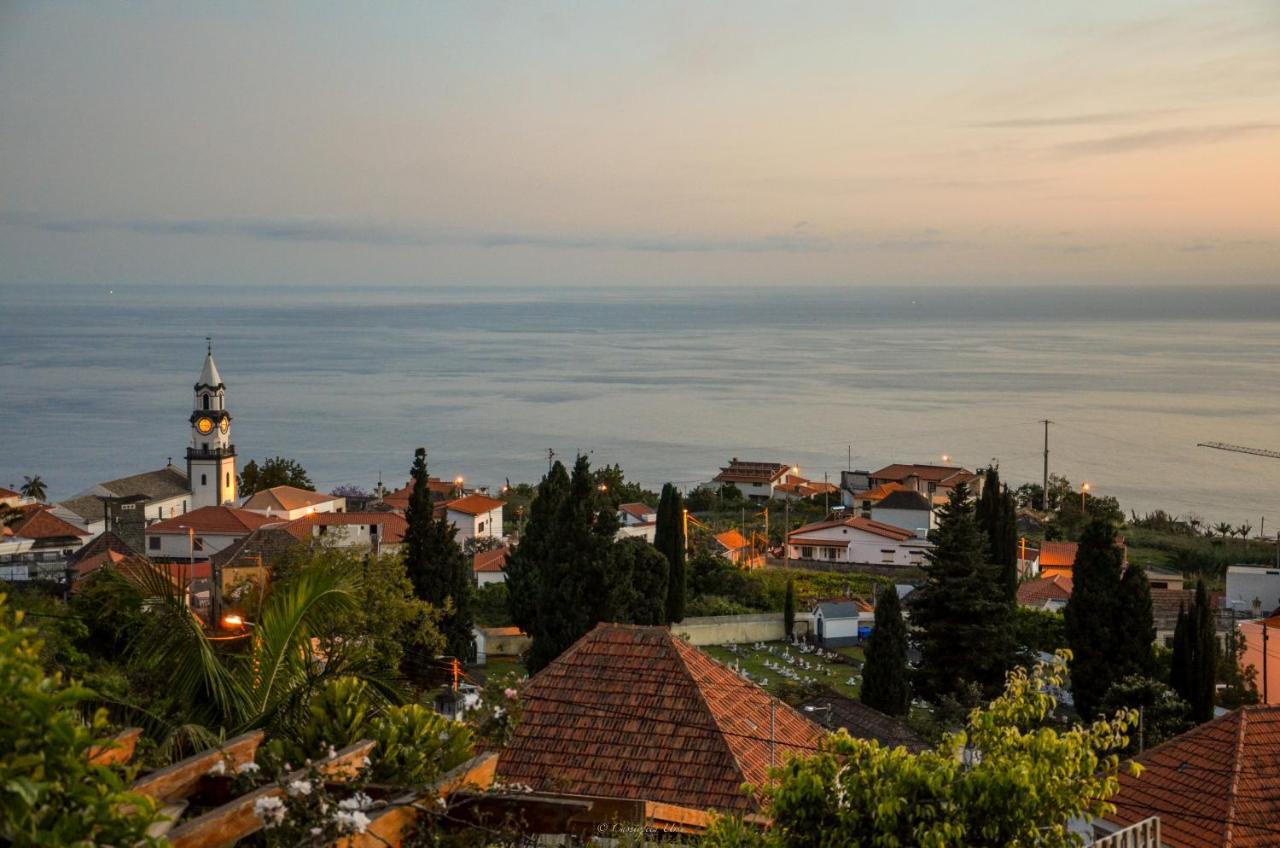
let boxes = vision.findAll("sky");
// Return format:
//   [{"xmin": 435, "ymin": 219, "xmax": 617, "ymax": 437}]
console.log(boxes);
[{"xmin": 2, "ymin": 1, "xmax": 1278, "ymax": 288}]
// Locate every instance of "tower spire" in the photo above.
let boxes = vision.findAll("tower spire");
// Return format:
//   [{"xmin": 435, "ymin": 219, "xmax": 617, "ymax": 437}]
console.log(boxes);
[{"xmin": 207, "ymin": 336, "xmax": 212, "ymax": 356}]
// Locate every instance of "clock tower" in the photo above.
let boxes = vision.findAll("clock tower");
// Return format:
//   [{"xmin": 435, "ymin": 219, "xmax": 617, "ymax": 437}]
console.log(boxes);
[{"xmin": 187, "ymin": 340, "xmax": 237, "ymax": 508}]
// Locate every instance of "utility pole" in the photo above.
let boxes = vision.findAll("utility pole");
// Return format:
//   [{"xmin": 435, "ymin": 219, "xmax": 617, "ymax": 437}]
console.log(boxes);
[
  {"xmin": 1264, "ymin": 620, "xmax": 1270, "ymax": 705},
  {"xmin": 1040, "ymin": 420, "xmax": 1052, "ymax": 510},
  {"xmin": 824, "ymin": 471, "xmax": 830, "ymax": 514},
  {"xmin": 847, "ymin": 444, "xmax": 852, "ymax": 471},
  {"xmin": 784, "ymin": 499, "xmax": 790, "ymax": 567}
]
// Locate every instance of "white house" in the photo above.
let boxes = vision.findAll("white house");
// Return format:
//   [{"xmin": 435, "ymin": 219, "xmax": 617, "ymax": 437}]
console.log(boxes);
[
  {"xmin": 472, "ymin": 546, "xmax": 508, "ymax": 587},
  {"xmin": 0, "ymin": 506, "xmax": 93, "ymax": 581},
  {"xmin": 280, "ymin": 511, "xmax": 407, "ymax": 554},
  {"xmin": 1224, "ymin": 565, "xmax": 1280, "ymax": 615},
  {"xmin": 869, "ymin": 490, "xmax": 934, "ymax": 537},
  {"xmin": 55, "ymin": 465, "xmax": 193, "ymax": 535},
  {"xmin": 712, "ymin": 459, "xmax": 796, "ymax": 502},
  {"xmin": 241, "ymin": 485, "xmax": 346, "ymax": 520},
  {"xmin": 616, "ymin": 502, "xmax": 657, "ymax": 543},
  {"xmin": 445, "ymin": 494, "xmax": 505, "ymax": 547},
  {"xmin": 787, "ymin": 516, "xmax": 930, "ymax": 567},
  {"xmin": 144, "ymin": 506, "xmax": 280, "ymax": 559},
  {"xmin": 811, "ymin": 600, "xmax": 873, "ymax": 648}
]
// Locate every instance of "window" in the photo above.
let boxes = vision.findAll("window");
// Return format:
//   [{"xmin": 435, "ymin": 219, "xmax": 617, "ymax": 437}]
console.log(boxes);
[
  {"xmin": 225, "ymin": 472, "xmax": 230, "ymax": 488},
  {"xmin": 881, "ymin": 549, "xmax": 895, "ymax": 563},
  {"xmin": 369, "ymin": 524, "xmax": 379, "ymax": 535},
  {"xmin": 149, "ymin": 537, "xmax": 160, "ymax": 551},
  {"xmin": 201, "ymin": 474, "xmax": 207, "ymax": 486},
  {"xmin": 801, "ymin": 546, "xmax": 813, "ymax": 559},
  {"xmin": 478, "ymin": 521, "xmax": 486, "ymax": 534},
  {"xmin": 193, "ymin": 537, "xmax": 204, "ymax": 552},
  {"xmin": 202, "ymin": 394, "xmax": 210, "ymax": 410}
]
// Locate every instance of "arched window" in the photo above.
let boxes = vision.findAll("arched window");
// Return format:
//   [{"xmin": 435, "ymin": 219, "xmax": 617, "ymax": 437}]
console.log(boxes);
[{"xmin": 202, "ymin": 394, "xmax": 210, "ymax": 410}]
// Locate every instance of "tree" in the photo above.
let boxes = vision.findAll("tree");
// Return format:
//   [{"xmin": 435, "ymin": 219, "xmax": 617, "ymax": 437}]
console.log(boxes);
[
  {"xmin": 1213, "ymin": 521, "xmax": 1233, "ymax": 542},
  {"xmin": 705, "ymin": 653, "xmax": 1138, "ymax": 848},
  {"xmin": 19, "ymin": 474, "xmax": 47, "ymax": 501},
  {"xmin": 861, "ymin": 584, "xmax": 910, "ymax": 716},
  {"xmin": 655, "ymin": 483, "xmax": 688, "ymax": 623},
  {"xmin": 400, "ymin": 448, "xmax": 473, "ymax": 660},
  {"xmin": 1114, "ymin": 564, "xmax": 1156, "ymax": 680},
  {"xmin": 607, "ymin": 537, "xmax": 669, "ymax": 625},
  {"xmin": 504, "ymin": 462, "xmax": 570, "ymax": 638},
  {"xmin": 238, "ymin": 456, "xmax": 313, "ymax": 495},
  {"xmin": 908, "ymin": 483, "xmax": 1015, "ymax": 710},
  {"xmin": 1237, "ymin": 523, "xmax": 1253, "ymax": 541},
  {"xmin": 1063, "ymin": 519, "xmax": 1128, "ymax": 719},
  {"xmin": 975, "ymin": 465, "xmax": 1018, "ymax": 605},
  {"xmin": 1218, "ymin": 623, "xmax": 1260, "ymax": 710},
  {"xmin": 783, "ymin": 579, "xmax": 796, "ymax": 640},
  {"xmin": 1190, "ymin": 579, "xmax": 1218, "ymax": 722},
  {"xmin": 0, "ymin": 595, "xmax": 164, "ymax": 845},
  {"xmin": 1169, "ymin": 602, "xmax": 1191, "ymax": 702},
  {"xmin": 1100, "ymin": 676, "xmax": 1191, "ymax": 755},
  {"xmin": 591, "ymin": 463, "xmax": 657, "ymax": 508}
]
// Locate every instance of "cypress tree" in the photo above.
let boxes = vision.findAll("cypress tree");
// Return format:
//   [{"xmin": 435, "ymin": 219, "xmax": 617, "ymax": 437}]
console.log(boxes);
[
  {"xmin": 607, "ymin": 537, "xmax": 669, "ymax": 625},
  {"xmin": 1190, "ymin": 579, "xmax": 1218, "ymax": 723},
  {"xmin": 1063, "ymin": 518, "xmax": 1126, "ymax": 719},
  {"xmin": 976, "ymin": 465, "xmax": 1019, "ymax": 605},
  {"xmin": 861, "ymin": 584, "xmax": 911, "ymax": 716},
  {"xmin": 783, "ymin": 579, "xmax": 796, "ymax": 640},
  {"xmin": 1115, "ymin": 564, "xmax": 1156, "ymax": 680},
  {"xmin": 1169, "ymin": 603, "xmax": 1190, "ymax": 700},
  {"xmin": 401, "ymin": 448, "xmax": 473, "ymax": 660},
  {"xmin": 908, "ymin": 483, "xmax": 1015, "ymax": 708},
  {"xmin": 504, "ymin": 462, "xmax": 570, "ymax": 636},
  {"xmin": 655, "ymin": 484, "xmax": 687, "ymax": 623}
]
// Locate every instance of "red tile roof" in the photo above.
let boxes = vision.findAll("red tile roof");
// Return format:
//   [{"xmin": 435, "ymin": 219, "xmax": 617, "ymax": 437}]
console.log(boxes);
[
  {"xmin": 1107, "ymin": 705, "xmax": 1280, "ymax": 847},
  {"xmin": 496, "ymin": 623, "xmax": 823, "ymax": 812},
  {"xmin": 146, "ymin": 506, "xmax": 280, "ymax": 536},
  {"xmin": 381, "ymin": 477, "xmax": 460, "ymax": 510},
  {"xmin": 789, "ymin": 516, "xmax": 915, "ymax": 542},
  {"xmin": 713, "ymin": 460, "xmax": 791, "ymax": 485},
  {"xmin": 8, "ymin": 506, "xmax": 92, "ymax": 541},
  {"xmin": 1016, "ymin": 574, "xmax": 1073, "ymax": 607},
  {"xmin": 713, "ymin": 530, "xmax": 749, "ymax": 552},
  {"xmin": 869, "ymin": 464, "xmax": 974, "ymax": 485},
  {"xmin": 280, "ymin": 511, "xmax": 408, "ymax": 544},
  {"xmin": 446, "ymin": 494, "xmax": 505, "ymax": 516},
  {"xmin": 855, "ymin": 482, "xmax": 908, "ymax": 503},
  {"xmin": 473, "ymin": 546, "xmax": 508, "ymax": 574},
  {"xmin": 1039, "ymin": 541, "xmax": 1079, "ymax": 569},
  {"xmin": 0, "ymin": 486, "xmax": 20, "ymax": 498},
  {"xmin": 618, "ymin": 502, "xmax": 656, "ymax": 521},
  {"xmin": 242, "ymin": 485, "xmax": 338, "ymax": 513}
]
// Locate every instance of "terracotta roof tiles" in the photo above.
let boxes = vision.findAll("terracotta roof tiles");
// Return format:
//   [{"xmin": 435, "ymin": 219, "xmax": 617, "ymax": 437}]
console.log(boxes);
[
  {"xmin": 446, "ymin": 494, "xmax": 505, "ymax": 516},
  {"xmin": 146, "ymin": 506, "xmax": 279, "ymax": 536}
]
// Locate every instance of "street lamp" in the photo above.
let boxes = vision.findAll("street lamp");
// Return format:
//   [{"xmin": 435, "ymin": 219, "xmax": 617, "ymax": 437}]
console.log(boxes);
[
  {"xmin": 1081, "ymin": 482, "xmax": 1090, "ymax": 512},
  {"xmin": 942, "ymin": 454, "xmax": 950, "ymax": 465}
]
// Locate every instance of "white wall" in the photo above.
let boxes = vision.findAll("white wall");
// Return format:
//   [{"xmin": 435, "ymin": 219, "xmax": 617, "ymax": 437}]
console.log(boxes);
[
  {"xmin": 616, "ymin": 524, "xmax": 657, "ymax": 543},
  {"xmin": 1225, "ymin": 567, "xmax": 1280, "ymax": 613},
  {"xmin": 146, "ymin": 531, "xmax": 243, "ymax": 558},
  {"xmin": 869, "ymin": 507, "xmax": 931, "ymax": 537},
  {"xmin": 476, "ymin": 570, "xmax": 506, "ymax": 587},
  {"xmin": 447, "ymin": 505, "xmax": 503, "ymax": 546}
]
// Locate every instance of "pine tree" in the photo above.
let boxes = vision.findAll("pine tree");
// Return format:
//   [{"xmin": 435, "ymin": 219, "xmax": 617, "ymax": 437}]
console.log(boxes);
[
  {"xmin": 908, "ymin": 483, "xmax": 1015, "ymax": 709},
  {"xmin": 783, "ymin": 579, "xmax": 796, "ymax": 640},
  {"xmin": 401, "ymin": 448, "xmax": 474, "ymax": 660},
  {"xmin": 1063, "ymin": 518, "xmax": 1126, "ymax": 719},
  {"xmin": 861, "ymin": 584, "xmax": 911, "ymax": 716},
  {"xmin": 654, "ymin": 484, "xmax": 687, "ymax": 623},
  {"xmin": 1114, "ymin": 564, "xmax": 1156, "ymax": 680}
]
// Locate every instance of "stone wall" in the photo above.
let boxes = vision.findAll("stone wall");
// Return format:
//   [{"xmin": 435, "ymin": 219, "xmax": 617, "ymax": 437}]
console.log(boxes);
[{"xmin": 672, "ymin": 613, "xmax": 785, "ymax": 646}]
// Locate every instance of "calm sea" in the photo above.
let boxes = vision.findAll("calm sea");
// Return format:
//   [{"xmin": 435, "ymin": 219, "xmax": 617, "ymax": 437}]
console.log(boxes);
[{"xmin": 1, "ymin": 284, "xmax": 1277, "ymax": 529}]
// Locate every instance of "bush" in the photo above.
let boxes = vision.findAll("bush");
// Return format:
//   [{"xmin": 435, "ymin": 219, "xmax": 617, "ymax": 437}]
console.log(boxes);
[{"xmin": 473, "ymin": 582, "xmax": 513, "ymax": 627}]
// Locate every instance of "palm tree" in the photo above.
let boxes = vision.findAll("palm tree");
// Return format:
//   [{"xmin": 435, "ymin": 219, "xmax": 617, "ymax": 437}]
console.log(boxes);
[
  {"xmin": 119, "ymin": 561, "xmax": 395, "ymax": 745},
  {"xmin": 1238, "ymin": 523, "xmax": 1253, "ymax": 542},
  {"xmin": 20, "ymin": 475, "xmax": 47, "ymax": 501},
  {"xmin": 1213, "ymin": 522, "xmax": 1234, "ymax": 542}
]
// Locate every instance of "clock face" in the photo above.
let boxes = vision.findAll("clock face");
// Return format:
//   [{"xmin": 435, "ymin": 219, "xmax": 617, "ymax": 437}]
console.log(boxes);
[
  {"xmin": 196, "ymin": 417, "xmax": 214, "ymax": 435},
  {"xmin": 219, "ymin": 418, "xmax": 230, "ymax": 434}
]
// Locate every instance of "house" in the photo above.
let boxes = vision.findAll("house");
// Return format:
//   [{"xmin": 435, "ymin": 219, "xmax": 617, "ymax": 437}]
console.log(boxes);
[
  {"xmin": 1144, "ymin": 565, "xmax": 1185, "ymax": 591},
  {"xmin": 1017, "ymin": 574, "xmax": 1073, "ymax": 611},
  {"xmin": 1038, "ymin": 539, "xmax": 1128, "ymax": 579},
  {"xmin": 811, "ymin": 599, "xmax": 873, "ymax": 647},
  {"xmin": 616, "ymin": 502, "xmax": 657, "ymax": 542},
  {"xmin": 241, "ymin": 485, "xmax": 345, "ymax": 520},
  {"xmin": 787, "ymin": 516, "xmax": 930, "ymax": 567},
  {"xmin": 445, "ymin": 494, "xmax": 504, "ymax": 546},
  {"xmin": 0, "ymin": 505, "xmax": 93, "ymax": 581},
  {"xmin": 55, "ymin": 464, "xmax": 193, "ymax": 534},
  {"xmin": 472, "ymin": 546, "xmax": 508, "ymax": 587},
  {"xmin": 279, "ymin": 511, "xmax": 407, "ymax": 553},
  {"xmin": 869, "ymin": 489, "xmax": 934, "ymax": 537},
  {"xmin": 797, "ymin": 694, "xmax": 929, "ymax": 753},
  {"xmin": 850, "ymin": 482, "xmax": 909, "ymax": 518},
  {"xmin": 0, "ymin": 486, "xmax": 35, "ymax": 508},
  {"xmin": 1238, "ymin": 615, "xmax": 1280, "ymax": 706},
  {"xmin": 1224, "ymin": 565, "xmax": 1280, "ymax": 616},
  {"xmin": 867, "ymin": 463, "xmax": 978, "ymax": 503},
  {"xmin": 774, "ymin": 477, "xmax": 840, "ymax": 502},
  {"xmin": 1100, "ymin": 705, "xmax": 1280, "ymax": 847},
  {"xmin": 712, "ymin": 529, "xmax": 761, "ymax": 568},
  {"xmin": 838, "ymin": 469, "xmax": 872, "ymax": 507},
  {"xmin": 66, "ymin": 531, "xmax": 147, "ymax": 584},
  {"xmin": 1150, "ymin": 587, "xmax": 1228, "ymax": 647},
  {"xmin": 143, "ymin": 506, "xmax": 281, "ymax": 560},
  {"xmin": 379, "ymin": 476, "xmax": 464, "ymax": 511},
  {"xmin": 209, "ymin": 526, "xmax": 305, "ymax": 592},
  {"xmin": 479, "ymin": 625, "xmax": 530, "ymax": 658},
  {"xmin": 711, "ymin": 459, "xmax": 799, "ymax": 502},
  {"xmin": 496, "ymin": 623, "xmax": 823, "ymax": 813}
]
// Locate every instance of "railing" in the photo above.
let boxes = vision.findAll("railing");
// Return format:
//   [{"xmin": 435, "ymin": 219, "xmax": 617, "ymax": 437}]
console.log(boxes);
[
  {"xmin": 186, "ymin": 445, "xmax": 236, "ymax": 459},
  {"xmin": 1093, "ymin": 817, "xmax": 1161, "ymax": 848}
]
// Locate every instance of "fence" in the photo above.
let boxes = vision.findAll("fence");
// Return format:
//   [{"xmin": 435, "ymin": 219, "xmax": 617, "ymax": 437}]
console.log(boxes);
[{"xmin": 1092, "ymin": 817, "xmax": 1161, "ymax": 848}]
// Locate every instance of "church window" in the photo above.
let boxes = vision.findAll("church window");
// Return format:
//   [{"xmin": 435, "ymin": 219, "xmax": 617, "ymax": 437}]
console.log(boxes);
[{"xmin": 202, "ymin": 394, "xmax": 210, "ymax": 410}]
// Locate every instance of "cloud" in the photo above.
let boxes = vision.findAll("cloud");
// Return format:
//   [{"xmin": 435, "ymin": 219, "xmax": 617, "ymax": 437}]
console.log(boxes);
[
  {"xmin": 1056, "ymin": 123, "xmax": 1280, "ymax": 156},
  {"xmin": 969, "ymin": 110, "xmax": 1177, "ymax": 128}
]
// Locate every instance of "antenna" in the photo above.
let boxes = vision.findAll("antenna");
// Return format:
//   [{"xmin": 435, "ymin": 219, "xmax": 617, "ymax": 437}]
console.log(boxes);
[{"xmin": 206, "ymin": 336, "xmax": 212, "ymax": 355}]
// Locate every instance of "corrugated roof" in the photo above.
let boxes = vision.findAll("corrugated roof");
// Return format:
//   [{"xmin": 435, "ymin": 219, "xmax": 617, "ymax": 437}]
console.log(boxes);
[{"xmin": 496, "ymin": 623, "xmax": 823, "ymax": 812}]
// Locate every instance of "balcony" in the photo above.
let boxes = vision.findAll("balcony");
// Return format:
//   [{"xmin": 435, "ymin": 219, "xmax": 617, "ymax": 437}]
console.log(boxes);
[{"xmin": 186, "ymin": 445, "xmax": 236, "ymax": 459}]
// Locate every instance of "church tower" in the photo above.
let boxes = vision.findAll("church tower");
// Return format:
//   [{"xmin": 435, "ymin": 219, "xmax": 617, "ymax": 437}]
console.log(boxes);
[{"xmin": 186, "ymin": 340, "xmax": 237, "ymax": 508}]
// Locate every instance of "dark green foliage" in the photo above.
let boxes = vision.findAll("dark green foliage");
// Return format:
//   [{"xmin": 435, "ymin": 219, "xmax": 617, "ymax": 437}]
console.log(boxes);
[
  {"xmin": 1218, "ymin": 622, "xmax": 1260, "ymax": 709},
  {"xmin": 401, "ymin": 448, "xmax": 473, "ymax": 660},
  {"xmin": 1100, "ymin": 676, "xmax": 1191, "ymax": 755},
  {"xmin": 783, "ymin": 579, "xmax": 796, "ymax": 639},
  {"xmin": 975, "ymin": 466, "xmax": 1018, "ymax": 605},
  {"xmin": 862, "ymin": 585, "xmax": 910, "ymax": 717},
  {"xmin": 608, "ymin": 537, "xmax": 669, "ymax": 626},
  {"xmin": 237, "ymin": 456, "xmax": 313, "ymax": 495},
  {"xmin": 1012, "ymin": 607, "xmax": 1066, "ymax": 654},
  {"xmin": 655, "ymin": 483, "xmax": 688, "ymax": 623},
  {"xmin": 908, "ymin": 483, "xmax": 1016, "ymax": 709},
  {"xmin": 504, "ymin": 462, "xmax": 569, "ymax": 637},
  {"xmin": 1063, "ymin": 519, "xmax": 1129, "ymax": 719},
  {"xmin": 473, "ymin": 582, "xmax": 513, "ymax": 628},
  {"xmin": 591, "ymin": 463, "xmax": 658, "ymax": 508},
  {"xmin": 1115, "ymin": 565, "xmax": 1156, "ymax": 680},
  {"xmin": 20, "ymin": 474, "xmax": 48, "ymax": 501},
  {"xmin": 1169, "ymin": 603, "xmax": 1190, "ymax": 699},
  {"xmin": 1170, "ymin": 582, "xmax": 1218, "ymax": 723}
]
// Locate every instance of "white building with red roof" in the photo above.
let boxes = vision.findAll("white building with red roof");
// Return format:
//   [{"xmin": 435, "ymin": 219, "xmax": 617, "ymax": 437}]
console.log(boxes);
[
  {"xmin": 616, "ymin": 502, "xmax": 657, "ymax": 542},
  {"xmin": 0, "ymin": 505, "xmax": 93, "ymax": 581},
  {"xmin": 144, "ymin": 505, "xmax": 281, "ymax": 559},
  {"xmin": 241, "ymin": 485, "xmax": 346, "ymax": 520},
  {"xmin": 472, "ymin": 546, "xmax": 508, "ymax": 587},
  {"xmin": 278, "ymin": 511, "xmax": 407, "ymax": 553},
  {"xmin": 445, "ymin": 493, "xmax": 504, "ymax": 546},
  {"xmin": 787, "ymin": 515, "xmax": 930, "ymax": 567}
]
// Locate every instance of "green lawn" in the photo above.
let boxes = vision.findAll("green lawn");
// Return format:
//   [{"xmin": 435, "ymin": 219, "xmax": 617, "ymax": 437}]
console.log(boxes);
[{"xmin": 701, "ymin": 641, "xmax": 865, "ymax": 699}]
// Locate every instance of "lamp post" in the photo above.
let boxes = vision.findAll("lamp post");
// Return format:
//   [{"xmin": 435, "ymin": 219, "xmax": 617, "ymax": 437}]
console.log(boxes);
[{"xmin": 1080, "ymin": 482, "xmax": 1090, "ymax": 513}]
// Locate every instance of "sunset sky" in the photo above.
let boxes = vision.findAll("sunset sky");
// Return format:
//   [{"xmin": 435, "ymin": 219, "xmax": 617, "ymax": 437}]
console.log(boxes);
[{"xmin": 2, "ymin": 1, "xmax": 1277, "ymax": 287}]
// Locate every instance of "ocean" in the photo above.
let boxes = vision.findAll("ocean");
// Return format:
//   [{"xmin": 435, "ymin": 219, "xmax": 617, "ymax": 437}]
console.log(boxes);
[{"xmin": 1, "ymin": 284, "xmax": 1277, "ymax": 529}]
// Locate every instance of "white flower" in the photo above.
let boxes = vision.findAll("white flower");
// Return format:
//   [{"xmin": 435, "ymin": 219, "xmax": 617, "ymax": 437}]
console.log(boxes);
[
  {"xmin": 339, "ymin": 792, "xmax": 373, "ymax": 811},
  {"xmin": 310, "ymin": 827, "xmax": 322, "ymax": 836},
  {"xmin": 334, "ymin": 809, "xmax": 371, "ymax": 834},
  {"xmin": 327, "ymin": 745, "xmax": 337, "ymax": 760},
  {"xmin": 206, "ymin": 759, "xmax": 227, "ymax": 776},
  {"xmin": 254, "ymin": 795, "xmax": 286, "ymax": 828},
  {"xmin": 438, "ymin": 731, "xmax": 451, "ymax": 742},
  {"xmin": 361, "ymin": 756, "xmax": 372, "ymax": 768},
  {"xmin": 236, "ymin": 761, "xmax": 261, "ymax": 775},
  {"xmin": 287, "ymin": 778, "xmax": 313, "ymax": 797}
]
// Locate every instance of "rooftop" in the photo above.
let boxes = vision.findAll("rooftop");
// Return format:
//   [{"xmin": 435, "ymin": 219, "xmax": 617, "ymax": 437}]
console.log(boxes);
[
  {"xmin": 496, "ymin": 623, "xmax": 823, "ymax": 812},
  {"xmin": 713, "ymin": 529, "xmax": 749, "ymax": 551},
  {"xmin": 1016, "ymin": 574, "xmax": 1074, "ymax": 607},
  {"xmin": 797, "ymin": 694, "xmax": 929, "ymax": 753},
  {"xmin": 868, "ymin": 464, "xmax": 974, "ymax": 485},
  {"xmin": 241, "ymin": 485, "xmax": 339, "ymax": 513},
  {"xmin": 59, "ymin": 465, "xmax": 191, "ymax": 521},
  {"xmin": 446, "ymin": 493, "xmax": 505, "ymax": 516},
  {"xmin": 790, "ymin": 515, "xmax": 916, "ymax": 542},
  {"xmin": 279, "ymin": 511, "xmax": 408, "ymax": 544},
  {"xmin": 618, "ymin": 502, "xmax": 656, "ymax": 520},
  {"xmin": 8, "ymin": 505, "xmax": 92, "ymax": 542},
  {"xmin": 712, "ymin": 459, "xmax": 791, "ymax": 485},
  {"xmin": 473, "ymin": 546, "xmax": 509, "ymax": 574},
  {"xmin": 146, "ymin": 506, "xmax": 280, "ymax": 536},
  {"xmin": 873, "ymin": 490, "xmax": 933, "ymax": 512}
]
